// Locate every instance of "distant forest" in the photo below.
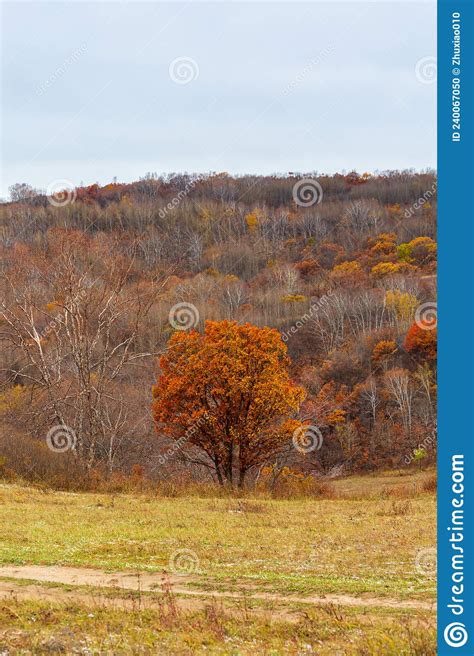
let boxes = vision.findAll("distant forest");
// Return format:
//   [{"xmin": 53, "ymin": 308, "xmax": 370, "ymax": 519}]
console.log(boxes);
[{"xmin": 0, "ymin": 170, "xmax": 437, "ymax": 490}]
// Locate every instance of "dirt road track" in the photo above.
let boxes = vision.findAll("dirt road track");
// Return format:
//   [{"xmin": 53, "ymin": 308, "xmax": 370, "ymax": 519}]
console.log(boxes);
[{"xmin": 0, "ymin": 565, "xmax": 435, "ymax": 614}]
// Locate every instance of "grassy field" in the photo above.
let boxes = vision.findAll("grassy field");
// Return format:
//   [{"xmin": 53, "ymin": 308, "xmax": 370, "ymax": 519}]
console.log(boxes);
[{"xmin": 0, "ymin": 470, "xmax": 436, "ymax": 654}]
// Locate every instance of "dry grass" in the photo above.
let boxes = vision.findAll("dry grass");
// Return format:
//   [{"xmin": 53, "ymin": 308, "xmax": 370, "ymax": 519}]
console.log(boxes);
[
  {"xmin": 421, "ymin": 472, "xmax": 437, "ymax": 493},
  {"xmin": 0, "ymin": 594, "xmax": 436, "ymax": 655},
  {"xmin": 0, "ymin": 470, "xmax": 437, "ymax": 654},
  {"xmin": 331, "ymin": 468, "xmax": 436, "ymax": 499},
  {"xmin": 0, "ymin": 471, "xmax": 436, "ymax": 600}
]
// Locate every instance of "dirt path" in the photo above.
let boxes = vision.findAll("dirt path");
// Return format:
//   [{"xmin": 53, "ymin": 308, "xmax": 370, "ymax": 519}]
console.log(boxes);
[{"xmin": 0, "ymin": 565, "xmax": 435, "ymax": 613}]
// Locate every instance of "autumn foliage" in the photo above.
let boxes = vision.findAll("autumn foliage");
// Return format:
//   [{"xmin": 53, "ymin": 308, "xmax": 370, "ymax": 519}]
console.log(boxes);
[
  {"xmin": 152, "ymin": 321, "xmax": 305, "ymax": 487},
  {"xmin": 1, "ymin": 170, "xmax": 437, "ymax": 489},
  {"xmin": 404, "ymin": 322, "xmax": 437, "ymax": 359}
]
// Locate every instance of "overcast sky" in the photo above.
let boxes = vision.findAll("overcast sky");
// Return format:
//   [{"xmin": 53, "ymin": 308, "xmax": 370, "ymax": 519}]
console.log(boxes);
[{"xmin": 1, "ymin": 1, "xmax": 436, "ymax": 199}]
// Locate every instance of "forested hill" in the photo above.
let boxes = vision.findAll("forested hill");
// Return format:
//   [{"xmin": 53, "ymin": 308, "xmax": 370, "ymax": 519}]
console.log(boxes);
[{"xmin": 0, "ymin": 170, "xmax": 436, "ymax": 487}]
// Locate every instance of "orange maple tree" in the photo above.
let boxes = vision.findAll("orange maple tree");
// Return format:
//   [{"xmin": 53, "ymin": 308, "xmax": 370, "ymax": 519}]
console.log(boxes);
[
  {"xmin": 404, "ymin": 322, "xmax": 437, "ymax": 360},
  {"xmin": 152, "ymin": 320, "xmax": 305, "ymax": 488}
]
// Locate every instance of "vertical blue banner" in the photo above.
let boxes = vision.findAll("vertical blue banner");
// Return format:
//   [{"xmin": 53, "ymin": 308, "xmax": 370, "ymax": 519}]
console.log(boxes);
[{"xmin": 438, "ymin": 0, "xmax": 474, "ymax": 653}]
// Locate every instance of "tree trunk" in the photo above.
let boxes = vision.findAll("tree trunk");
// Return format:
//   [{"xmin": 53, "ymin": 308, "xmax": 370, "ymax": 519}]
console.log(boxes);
[
  {"xmin": 214, "ymin": 457, "xmax": 224, "ymax": 486},
  {"xmin": 225, "ymin": 441, "xmax": 234, "ymax": 488},
  {"xmin": 238, "ymin": 467, "xmax": 246, "ymax": 489}
]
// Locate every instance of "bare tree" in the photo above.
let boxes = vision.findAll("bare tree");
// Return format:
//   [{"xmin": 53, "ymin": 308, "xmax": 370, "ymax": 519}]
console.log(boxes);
[
  {"xmin": 1, "ymin": 238, "xmax": 167, "ymax": 471},
  {"xmin": 384, "ymin": 368, "xmax": 415, "ymax": 435}
]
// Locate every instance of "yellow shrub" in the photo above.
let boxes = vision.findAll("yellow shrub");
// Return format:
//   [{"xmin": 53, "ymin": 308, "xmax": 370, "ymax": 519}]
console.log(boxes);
[
  {"xmin": 0, "ymin": 385, "xmax": 26, "ymax": 415},
  {"xmin": 371, "ymin": 262, "xmax": 403, "ymax": 278},
  {"xmin": 281, "ymin": 294, "xmax": 307, "ymax": 303},
  {"xmin": 385, "ymin": 290, "xmax": 418, "ymax": 321}
]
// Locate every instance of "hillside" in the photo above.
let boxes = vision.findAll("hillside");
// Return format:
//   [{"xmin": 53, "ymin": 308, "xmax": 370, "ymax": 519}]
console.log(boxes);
[{"xmin": 0, "ymin": 171, "xmax": 437, "ymax": 488}]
